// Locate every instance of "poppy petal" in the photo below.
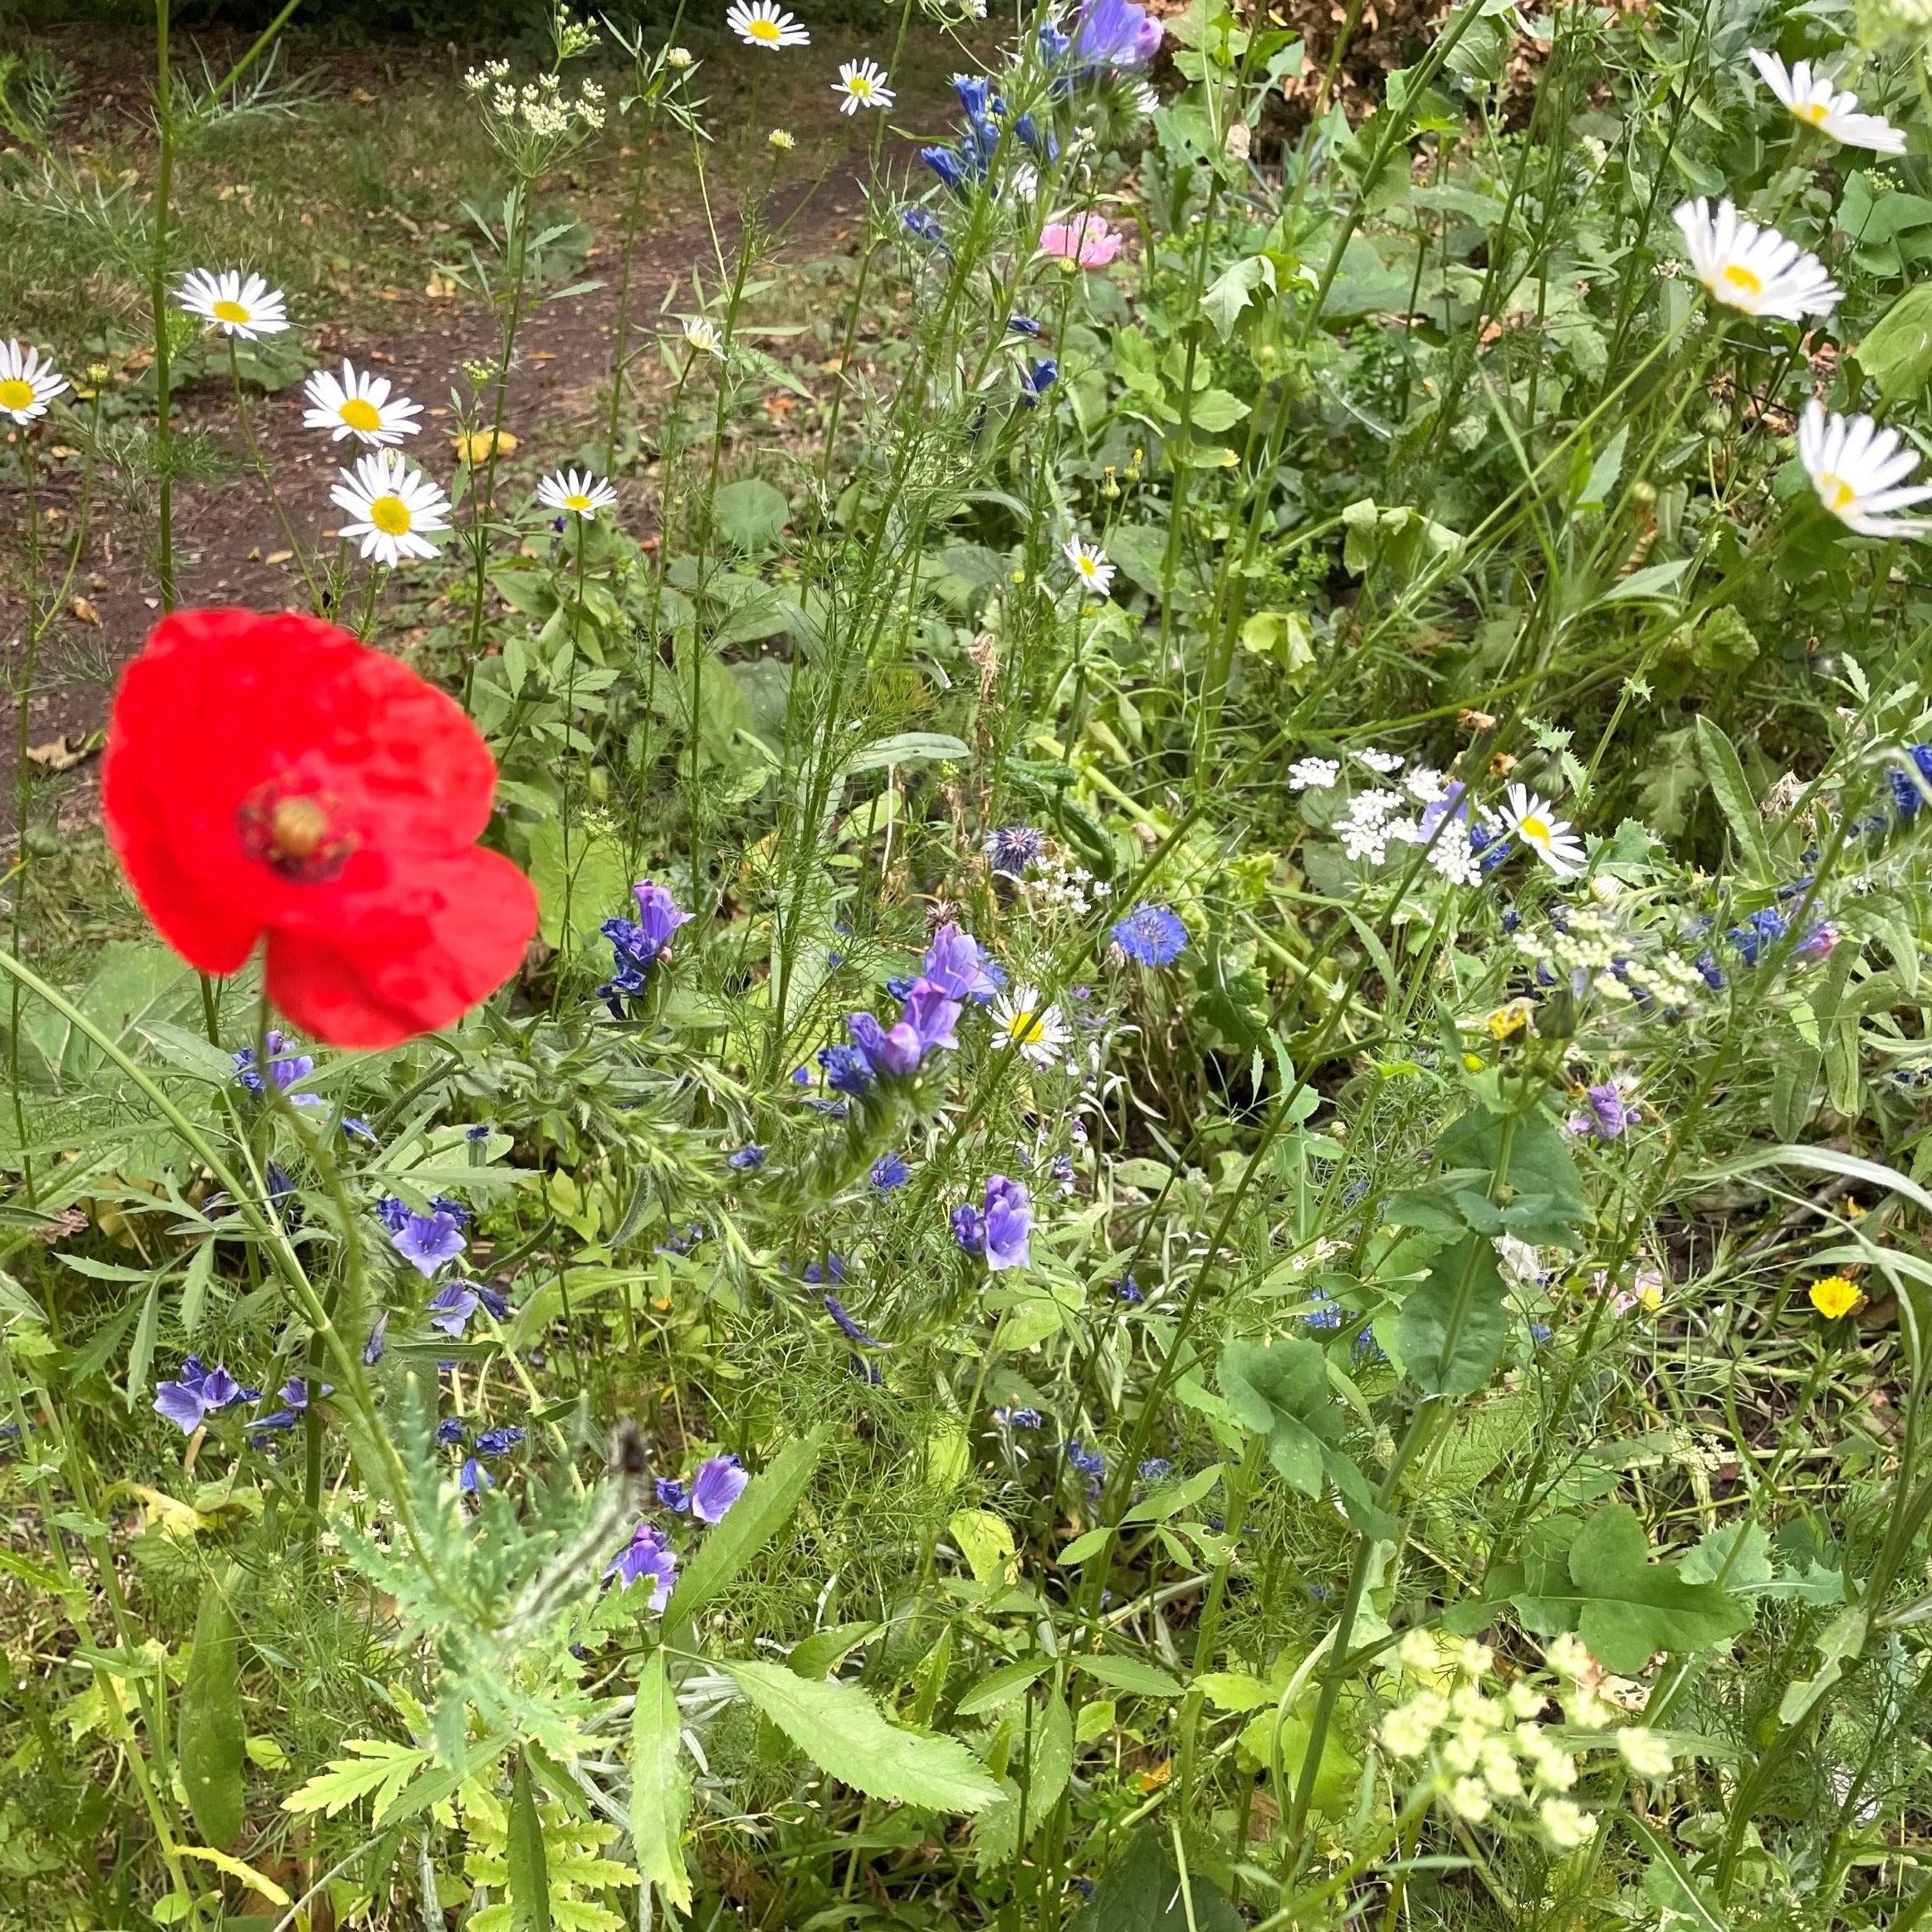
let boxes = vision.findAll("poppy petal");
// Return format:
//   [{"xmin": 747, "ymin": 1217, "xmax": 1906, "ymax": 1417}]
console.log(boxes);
[{"xmin": 263, "ymin": 848, "xmax": 537, "ymax": 1049}]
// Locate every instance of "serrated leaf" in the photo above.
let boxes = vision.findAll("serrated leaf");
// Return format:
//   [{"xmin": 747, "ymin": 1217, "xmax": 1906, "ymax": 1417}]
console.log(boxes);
[
  {"xmin": 1071, "ymin": 1654, "xmax": 1182, "ymax": 1699},
  {"xmin": 507, "ymin": 1753, "xmax": 551, "ymax": 1932},
  {"xmin": 630, "ymin": 1650, "xmax": 691, "ymax": 1912},
  {"xmin": 284, "ymin": 1739, "xmax": 435, "ymax": 1819},
  {"xmin": 1068, "ymin": 1828, "xmax": 1244, "ymax": 1932},
  {"xmin": 179, "ymin": 1573, "xmax": 245, "ymax": 1851},
  {"xmin": 721, "ymin": 1659, "xmax": 1000, "ymax": 1811},
  {"xmin": 954, "ymin": 1656, "xmax": 1053, "ymax": 1716}
]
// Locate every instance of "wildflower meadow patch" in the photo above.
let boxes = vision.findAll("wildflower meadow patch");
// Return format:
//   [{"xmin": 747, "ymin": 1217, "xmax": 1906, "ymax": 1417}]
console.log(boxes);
[{"xmin": 6, "ymin": 0, "xmax": 1932, "ymax": 1927}]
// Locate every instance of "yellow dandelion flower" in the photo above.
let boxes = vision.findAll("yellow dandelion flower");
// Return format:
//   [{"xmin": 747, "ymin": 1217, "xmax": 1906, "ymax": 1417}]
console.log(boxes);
[{"xmin": 1808, "ymin": 1274, "xmax": 1861, "ymax": 1319}]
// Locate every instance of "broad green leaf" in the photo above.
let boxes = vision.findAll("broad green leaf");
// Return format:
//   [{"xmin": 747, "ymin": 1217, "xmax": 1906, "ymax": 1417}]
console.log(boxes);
[
  {"xmin": 787, "ymin": 1621, "xmax": 882, "ymax": 1680},
  {"xmin": 1072, "ymin": 1654, "xmax": 1182, "ymax": 1699},
  {"xmin": 1396, "ymin": 1235, "xmax": 1509, "ymax": 1396},
  {"xmin": 1237, "ymin": 1705, "xmax": 1360, "ymax": 1816},
  {"xmin": 1121, "ymin": 1463, "xmax": 1223, "ymax": 1524},
  {"xmin": 630, "ymin": 1650, "xmax": 692, "ymax": 1912},
  {"xmin": 1858, "ymin": 281, "xmax": 1932, "ymax": 404},
  {"xmin": 1435, "ymin": 1108, "xmax": 1588, "ymax": 1235},
  {"xmin": 179, "ymin": 1573, "xmax": 245, "ymax": 1851},
  {"xmin": 1200, "ymin": 253, "xmax": 1275, "ymax": 340},
  {"xmin": 721, "ymin": 1659, "xmax": 1000, "ymax": 1811},
  {"xmin": 948, "ymin": 1508, "xmax": 1015, "ymax": 1586},
  {"xmin": 1694, "ymin": 716, "xmax": 1773, "ymax": 881},
  {"xmin": 1218, "ymin": 1338, "xmax": 1338, "ymax": 1494},
  {"xmin": 526, "ymin": 818, "xmax": 631, "ymax": 951},
  {"xmin": 841, "ymin": 731, "xmax": 972, "ymax": 776},
  {"xmin": 954, "ymin": 1656, "xmax": 1053, "ymax": 1717},
  {"xmin": 711, "ymin": 477, "xmax": 790, "ymax": 550},
  {"xmin": 663, "ymin": 1428, "xmax": 826, "ymax": 1637},
  {"xmin": 507, "ymin": 1753, "xmax": 552, "ymax": 1932},
  {"xmin": 1403, "ymin": 1387, "xmax": 1538, "ymax": 1498},
  {"xmin": 1068, "ymin": 1828, "xmax": 1244, "ymax": 1932},
  {"xmin": 1029, "ymin": 1690, "xmax": 1074, "ymax": 1820}
]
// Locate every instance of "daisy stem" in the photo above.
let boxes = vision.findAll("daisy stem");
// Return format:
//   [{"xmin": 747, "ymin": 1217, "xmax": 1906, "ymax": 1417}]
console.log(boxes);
[
  {"xmin": 149, "ymin": 0, "xmax": 177, "ymax": 613},
  {"xmin": 9, "ymin": 433, "xmax": 41, "ymax": 1205},
  {"xmin": 604, "ymin": 78, "xmax": 667, "ymax": 474},
  {"xmin": 226, "ymin": 336, "xmax": 324, "ymax": 615},
  {"xmin": 553, "ymin": 515, "xmax": 589, "ymax": 1005}
]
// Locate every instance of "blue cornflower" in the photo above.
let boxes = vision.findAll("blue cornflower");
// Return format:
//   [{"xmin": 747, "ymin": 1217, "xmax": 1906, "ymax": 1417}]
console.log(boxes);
[
  {"xmin": 903, "ymin": 208, "xmax": 946, "ymax": 247},
  {"xmin": 818, "ymin": 1043, "xmax": 873, "ymax": 1097},
  {"xmin": 1005, "ymin": 315, "xmax": 1044, "ymax": 337},
  {"xmin": 232, "ymin": 1032, "xmax": 322, "ymax": 1103},
  {"xmin": 1112, "ymin": 902, "xmax": 1188, "ymax": 966},
  {"xmin": 984, "ymin": 824, "xmax": 1044, "ymax": 876},
  {"xmin": 803, "ymin": 1255, "xmax": 848, "ymax": 1286},
  {"xmin": 476, "ymin": 1426, "xmax": 524, "ymax": 1457},
  {"xmin": 727, "ymin": 1144, "xmax": 766, "ymax": 1172},
  {"xmin": 871, "ymin": 1152, "xmax": 909, "ymax": 1190},
  {"xmin": 1138, "ymin": 1456, "xmax": 1174, "ymax": 1480}
]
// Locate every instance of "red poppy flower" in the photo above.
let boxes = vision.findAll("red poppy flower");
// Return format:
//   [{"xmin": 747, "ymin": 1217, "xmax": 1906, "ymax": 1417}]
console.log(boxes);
[{"xmin": 103, "ymin": 608, "xmax": 538, "ymax": 1049}]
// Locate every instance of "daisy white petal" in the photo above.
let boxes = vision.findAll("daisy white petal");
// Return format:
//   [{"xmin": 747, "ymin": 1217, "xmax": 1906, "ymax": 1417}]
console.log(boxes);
[
  {"xmin": 1670, "ymin": 198, "xmax": 1841, "ymax": 320},
  {"xmin": 1798, "ymin": 399, "xmax": 1932, "ymax": 537},
  {"xmin": 301, "ymin": 359, "xmax": 423, "ymax": 446},
  {"xmin": 1749, "ymin": 49, "xmax": 1906, "ymax": 152},
  {"xmin": 682, "ymin": 315, "xmax": 726, "ymax": 360},
  {"xmin": 1064, "ymin": 537, "xmax": 1115, "ymax": 594},
  {"xmin": 1502, "ymin": 782, "xmax": 1587, "ymax": 878},
  {"xmin": 991, "ymin": 986, "xmax": 1073, "ymax": 1067},
  {"xmin": 0, "ymin": 340, "xmax": 69, "ymax": 425},
  {"xmin": 177, "ymin": 267, "xmax": 289, "ymax": 340},
  {"xmin": 537, "ymin": 467, "xmax": 619, "ymax": 519},
  {"xmin": 328, "ymin": 450, "xmax": 452, "ymax": 568},
  {"xmin": 834, "ymin": 58, "xmax": 893, "ymax": 113},
  {"xmin": 726, "ymin": 0, "xmax": 809, "ymax": 48}
]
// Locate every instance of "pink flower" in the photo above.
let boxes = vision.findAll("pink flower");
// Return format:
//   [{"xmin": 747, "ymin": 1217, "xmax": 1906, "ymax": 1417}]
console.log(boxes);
[{"xmin": 1039, "ymin": 214, "xmax": 1123, "ymax": 268}]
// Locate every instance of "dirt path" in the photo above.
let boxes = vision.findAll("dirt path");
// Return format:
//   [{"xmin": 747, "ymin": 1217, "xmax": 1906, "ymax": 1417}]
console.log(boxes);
[{"xmin": 2, "ymin": 164, "xmax": 870, "ymax": 829}]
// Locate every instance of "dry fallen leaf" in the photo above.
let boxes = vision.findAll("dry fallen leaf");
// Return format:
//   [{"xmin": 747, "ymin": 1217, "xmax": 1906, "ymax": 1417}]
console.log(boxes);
[
  {"xmin": 265, "ymin": 549, "xmax": 295, "ymax": 565},
  {"xmin": 26, "ymin": 731, "xmax": 102, "ymax": 771},
  {"xmin": 68, "ymin": 595, "xmax": 100, "ymax": 625},
  {"xmin": 425, "ymin": 270, "xmax": 459, "ymax": 300},
  {"xmin": 351, "ymin": 86, "xmax": 376, "ymax": 103}
]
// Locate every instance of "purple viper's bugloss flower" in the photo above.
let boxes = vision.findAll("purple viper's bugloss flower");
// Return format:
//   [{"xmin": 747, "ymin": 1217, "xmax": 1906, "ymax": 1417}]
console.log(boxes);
[
  {"xmin": 427, "ymin": 1284, "xmax": 479, "ymax": 1337},
  {"xmin": 606, "ymin": 1520, "xmax": 679, "ymax": 1609},
  {"xmin": 1570, "ymin": 1082, "xmax": 1636, "ymax": 1142},
  {"xmin": 951, "ymin": 1202, "xmax": 985, "ymax": 1255},
  {"xmin": 982, "ymin": 1175, "xmax": 1032, "ymax": 1271},
  {"xmin": 657, "ymin": 1477, "xmax": 689, "ymax": 1512},
  {"xmin": 871, "ymin": 1152, "xmax": 909, "ymax": 1190},
  {"xmin": 691, "ymin": 1453, "xmax": 749, "ymax": 1524},
  {"xmin": 1074, "ymin": 0, "xmax": 1163, "ymax": 66},
  {"xmin": 923, "ymin": 923, "xmax": 1001, "ymax": 1001},
  {"xmin": 826, "ymin": 1294, "xmax": 886, "ymax": 1348},
  {"xmin": 392, "ymin": 1209, "xmax": 466, "ymax": 1279},
  {"xmin": 154, "ymin": 1357, "xmax": 257, "ymax": 1435}
]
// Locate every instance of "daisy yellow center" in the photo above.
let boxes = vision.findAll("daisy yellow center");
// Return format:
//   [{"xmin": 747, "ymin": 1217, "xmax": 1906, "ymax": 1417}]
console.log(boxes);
[
  {"xmin": 1820, "ymin": 472, "xmax": 1856, "ymax": 511},
  {"xmin": 369, "ymin": 493, "xmax": 413, "ymax": 536},
  {"xmin": 0, "ymin": 379, "xmax": 36, "ymax": 412},
  {"xmin": 849, "ymin": 76, "xmax": 873, "ymax": 95},
  {"xmin": 1720, "ymin": 263, "xmax": 1763, "ymax": 298},
  {"xmin": 748, "ymin": 17, "xmax": 782, "ymax": 39},
  {"xmin": 1797, "ymin": 100, "xmax": 1830, "ymax": 125},
  {"xmin": 1519, "ymin": 814, "xmax": 1551, "ymax": 846},
  {"xmin": 1005, "ymin": 1010, "xmax": 1044, "ymax": 1046},
  {"xmin": 338, "ymin": 396, "xmax": 383, "ymax": 433},
  {"xmin": 1076, "ymin": 556, "xmax": 1098, "ymax": 577},
  {"xmin": 564, "ymin": 492, "xmax": 594, "ymax": 511},
  {"xmin": 213, "ymin": 299, "xmax": 252, "ymax": 324}
]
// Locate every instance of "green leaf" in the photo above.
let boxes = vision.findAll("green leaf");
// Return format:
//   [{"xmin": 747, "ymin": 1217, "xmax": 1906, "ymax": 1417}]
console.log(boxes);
[
  {"xmin": 1396, "ymin": 1235, "xmax": 1509, "ymax": 1396},
  {"xmin": 507, "ymin": 1752, "xmax": 552, "ymax": 1932},
  {"xmin": 721, "ymin": 1659, "xmax": 1000, "ymax": 1811},
  {"xmin": 1068, "ymin": 1828, "xmax": 1244, "ymax": 1932},
  {"xmin": 663, "ymin": 1428, "xmax": 826, "ymax": 1638},
  {"xmin": 125, "ymin": 1278, "xmax": 160, "ymax": 1415},
  {"xmin": 282, "ymin": 1739, "xmax": 435, "ymax": 1819},
  {"xmin": 1200, "ymin": 253, "xmax": 1276, "ymax": 340},
  {"xmin": 1403, "ymin": 1387, "xmax": 1538, "ymax": 1497},
  {"xmin": 1857, "ymin": 281, "xmax": 1932, "ymax": 404},
  {"xmin": 630, "ymin": 1650, "xmax": 692, "ymax": 1913},
  {"xmin": 1071, "ymin": 1654, "xmax": 1182, "ymax": 1699},
  {"xmin": 842, "ymin": 731, "xmax": 971, "ymax": 776},
  {"xmin": 1436, "ymin": 1108, "xmax": 1588, "ymax": 1236},
  {"xmin": 711, "ymin": 478, "xmax": 790, "ymax": 551},
  {"xmin": 788, "ymin": 1621, "xmax": 883, "ymax": 1680},
  {"xmin": 1121, "ymin": 1463, "xmax": 1223, "ymax": 1524},
  {"xmin": 526, "ymin": 818, "xmax": 632, "ymax": 951},
  {"xmin": 1218, "ymin": 1338, "xmax": 1338, "ymax": 1494},
  {"xmin": 1694, "ymin": 717, "xmax": 1773, "ymax": 882},
  {"xmin": 954, "ymin": 1656, "xmax": 1053, "ymax": 1717},
  {"xmin": 948, "ymin": 1508, "xmax": 1015, "ymax": 1585},
  {"xmin": 179, "ymin": 1573, "xmax": 246, "ymax": 1851}
]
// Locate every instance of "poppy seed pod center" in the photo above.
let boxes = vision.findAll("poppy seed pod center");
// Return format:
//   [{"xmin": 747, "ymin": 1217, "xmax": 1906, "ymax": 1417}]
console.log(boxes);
[{"xmin": 237, "ymin": 782, "xmax": 355, "ymax": 883}]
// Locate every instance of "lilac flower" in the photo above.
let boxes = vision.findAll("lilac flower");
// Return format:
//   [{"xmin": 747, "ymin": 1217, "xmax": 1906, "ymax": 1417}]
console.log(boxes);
[
  {"xmin": 954, "ymin": 1176, "xmax": 1033, "ymax": 1270},
  {"xmin": 871, "ymin": 1152, "xmax": 910, "ymax": 1190},
  {"xmin": 1112, "ymin": 902, "xmax": 1188, "ymax": 966},
  {"xmin": 826, "ymin": 1294, "xmax": 887, "ymax": 1348},
  {"xmin": 727, "ymin": 1144, "xmax": 767, "ymax": 1171},
  {"xmin": 232, "ymin": 1032, "xmax": 322, "ymax": 1103},
  {"xmin": 606, "ymin": 1520, "xmax": 679, "ymax": 1608},
  {"xmin": 1074, "ymin": 0, "xmax": 1163, "ymax": 66},
  {"xmin": 154, "ymin": 1357, "xmax": 258, "ymax": 1435},
  {"xmin": 923, "ymin": 924, "xmax": 1002, "ymax": 1001},
  {"xmin": 393, "ymin": 1210, "xmax": 466, "ymax": 1279},
  {"xmin": 459, "ymin": 1457, "xmax": 492, "ymax": 1492},
  {"xmin": 428, "ymin": 1284, "xmax": 480, "ymax": 1337},
  {"xmin": 691, "ymin": 1453, "xmax": 748, "ymax": 1524},
  {"xmin": 1569, "ymin": 1081, "xmax": 1638, "ymax": 1142},
  {"xmin": 656, "ymin": 1477, "xmax": 689, "ymax": 1511}
]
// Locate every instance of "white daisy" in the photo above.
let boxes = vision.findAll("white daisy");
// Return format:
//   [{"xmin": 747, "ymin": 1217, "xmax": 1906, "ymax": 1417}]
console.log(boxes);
[
  {"xmin": 1502, "ymin": 783, "xmax": 1587, "ymax": 878},
  {"xmin": 1064, "ymin": 538, "xmax": 1115, "ymax": 594},
  {"xmin": 682, "ymin": 315, "xmax": 726, "ymax": 360},
  {"xmin": 329, "ymin": 449, "xmax": 452, "ymax": 567},
  {"xmin": 0, "ymin": 340, "xmax": 68, "ymax": 425},
  {"xmin": 1797, "ymin": 401, "xmax": 1932, "ymax": 538},
  {"xmin": 1288, "ymin": 756, "xmax": 1340, "ymax": 790},
  {"xmin": 1748, "ymin": 50, "xmax": 1905, "ymax": 153},
  {"xmin": 301, "ymin": 359, "xmax": 423, "ymax": 446},
  {"xmin": 1130, "ymin": 81, "xmax": 1161, "ymax": 116},
  {"xmin": 991, "ymin": 985, "xmax": 1073, "ymax": 1068},
  {"xmin": 834, "ymin": 58, "xmax": 893, "ymax": 113},
  {"xmin": 1670, "ymin": 198, "xmax": 1842, "ymax": 321},
  {"xmin": 177, "ymin": 267, "xmax": 289, "ymax": 340},
  {"xmin": 538, "ymin": 467, "xmax": 619, "ymax": 520},
  {"xmin": 726, "ymin": 0, "xmax": 809, "ymax": 48}
]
